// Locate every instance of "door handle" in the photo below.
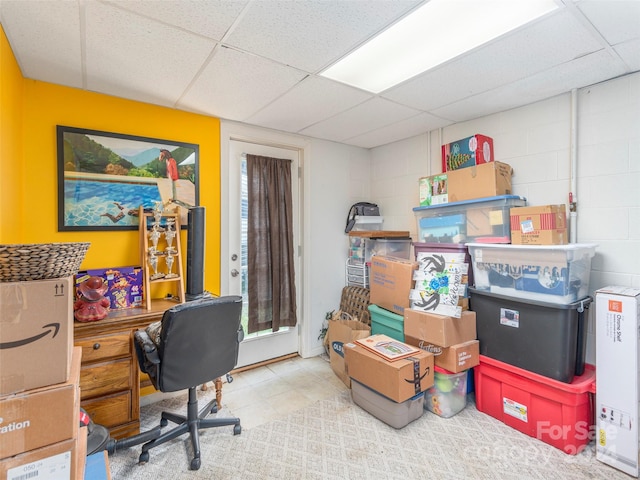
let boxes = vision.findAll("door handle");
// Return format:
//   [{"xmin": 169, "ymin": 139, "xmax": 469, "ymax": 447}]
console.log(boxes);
[{"xmin": 231, "ymin": 269, "xmax": 239, "ymax": 277}]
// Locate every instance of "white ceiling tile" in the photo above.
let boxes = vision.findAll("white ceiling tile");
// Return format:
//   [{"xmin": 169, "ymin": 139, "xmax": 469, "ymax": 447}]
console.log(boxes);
[
  {"xmin": 432, "ymin": 50, "xmax": 629, "ymax": 122},
  {"xmin": 84, "ymin": 2, "xmax": 216, "ymax": 106},
  {"xmin": 224, "ymin": 0, "xmax": 424, "ymax": 73},
  {"xmin": 0, "ymin": 0, "xmax": 83, "ymax": 88},
  {"xmin": 615, "ymin": 38, "xmax": 640, "ymax": 71},
  {"xmin": 384, "ymin": 9, "xmax": 604, "ymax": 111},
  {"xmin": 577, "ymin": 0, "xmax": 640, "ymax": 45},
  {"xmin": 107, "ymin": 0, "xmax": 248, "ymax": 41},
  {"xmin": 179, "ymin": 46, "xmax": 306, "ymax": 121},
  {"xmin": 246, "ymin": 76, "xmax": 372, "ymax": 133},
  {"xmin": 300, "ymin": 98, "xmax": 421, "ymax": 142},
  {"xmin": 344, "ymin": 113, "xmax": 453, "ymax": 149}
]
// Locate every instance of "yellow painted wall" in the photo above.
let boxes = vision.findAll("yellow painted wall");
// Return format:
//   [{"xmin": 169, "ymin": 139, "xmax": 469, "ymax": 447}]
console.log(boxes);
[
  {"xmin": 0, "ymin": 24, "xmax": 25, "ymax": 242},
  {"xmin": 1, "ymin": 27, "xmax": 222, "ymax": 295}
]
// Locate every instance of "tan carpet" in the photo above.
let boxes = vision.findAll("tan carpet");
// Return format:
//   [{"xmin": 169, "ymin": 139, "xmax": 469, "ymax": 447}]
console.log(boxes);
[{"xmin": 109, "ymin": 388, "xmax": 628, "ymax": 479}]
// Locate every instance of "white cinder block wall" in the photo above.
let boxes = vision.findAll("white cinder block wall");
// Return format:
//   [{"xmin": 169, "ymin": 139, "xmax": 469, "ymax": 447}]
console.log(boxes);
[{"xmin": 370, "ymin": 71, "xmax": 640, "ymax": 366}]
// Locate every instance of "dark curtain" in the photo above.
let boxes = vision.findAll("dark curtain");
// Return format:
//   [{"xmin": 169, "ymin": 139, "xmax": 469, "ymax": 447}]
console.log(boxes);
[{"xmin": 246, "ymin": 154, "xmax": 297, "ymax": 333}]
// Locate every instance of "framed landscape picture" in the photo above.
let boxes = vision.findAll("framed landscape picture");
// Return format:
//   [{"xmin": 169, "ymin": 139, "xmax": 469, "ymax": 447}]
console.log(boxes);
[{"xmin": 57, "ymin": 126, "xmax": 199, "ymax": 231}]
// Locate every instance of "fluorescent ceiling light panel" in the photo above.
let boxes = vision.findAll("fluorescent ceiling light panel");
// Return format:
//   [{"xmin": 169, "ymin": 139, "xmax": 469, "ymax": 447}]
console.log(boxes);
[{"xmin": 321, "ymin": 0, "xmax": 559, "ymax": 93}]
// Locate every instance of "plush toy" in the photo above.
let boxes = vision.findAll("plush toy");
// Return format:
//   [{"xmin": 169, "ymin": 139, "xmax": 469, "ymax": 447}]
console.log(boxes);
[{"xmin": 74, "ymin": 276, "xmax": 110, "ymax": 322}]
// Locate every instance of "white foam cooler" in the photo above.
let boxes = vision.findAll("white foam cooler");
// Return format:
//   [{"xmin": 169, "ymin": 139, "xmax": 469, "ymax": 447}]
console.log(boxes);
[{"xmin": 351, "ymin": 379, "xmax": 425, "ymax": 429}]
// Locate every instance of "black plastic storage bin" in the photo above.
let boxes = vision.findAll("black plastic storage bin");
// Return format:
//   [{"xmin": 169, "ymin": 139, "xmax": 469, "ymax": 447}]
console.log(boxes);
[{"xmin": 469, "ymin": 288, "xmax": 591, "ymax": 383}]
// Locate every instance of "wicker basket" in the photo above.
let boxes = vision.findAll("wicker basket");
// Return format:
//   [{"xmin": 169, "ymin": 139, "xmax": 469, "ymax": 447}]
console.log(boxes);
[
  {"xmin": 339, "ymin": 285, "xmax": 371, "ymax": 325},
  {"xmin": 0, "ymin": 242, "xmax": 90, "ymax": 282}
]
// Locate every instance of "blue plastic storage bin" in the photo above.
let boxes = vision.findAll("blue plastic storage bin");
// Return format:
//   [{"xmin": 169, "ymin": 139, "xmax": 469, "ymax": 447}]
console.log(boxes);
[{"xmin": 413, "ymin": 195, "xmax": 526, "ymax": 243}]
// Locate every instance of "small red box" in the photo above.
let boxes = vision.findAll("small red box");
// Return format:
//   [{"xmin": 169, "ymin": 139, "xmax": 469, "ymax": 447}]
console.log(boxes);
[{"xmin": 474, "ymin": 355, "xmax": 596, "ymax": 455}]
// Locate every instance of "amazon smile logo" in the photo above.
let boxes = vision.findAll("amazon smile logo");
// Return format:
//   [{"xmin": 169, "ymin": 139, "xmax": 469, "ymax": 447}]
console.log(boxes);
[{"xmin": 0, "ymin": 323, "xmax": 60, "ymax": 350}]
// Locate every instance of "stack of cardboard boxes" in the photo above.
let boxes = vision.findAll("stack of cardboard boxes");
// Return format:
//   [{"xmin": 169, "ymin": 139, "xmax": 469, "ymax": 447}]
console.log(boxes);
[{"xmin": 0, "ymin": 277, "xmax": 87, "ymax": 479}]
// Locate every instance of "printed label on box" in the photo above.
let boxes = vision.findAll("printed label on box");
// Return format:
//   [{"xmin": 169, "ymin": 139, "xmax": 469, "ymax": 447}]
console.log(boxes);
[
  {"xmin": 604, "ymin": 312, "xmax": 625, "ymax": 343},
  {"xmin": 503, "ymin": 397, "xmax": 528, "ymax": 422},
  {"xmin": 520, "ymin": 219, "xmax": 535, "ymax": 234},
  {"xmin": 7, "ymin": 451, "xmax": 71, "ymax": 480},
  {"xmin": 500, "ymin": 308, "xmax": 520, "ymax": 328}
]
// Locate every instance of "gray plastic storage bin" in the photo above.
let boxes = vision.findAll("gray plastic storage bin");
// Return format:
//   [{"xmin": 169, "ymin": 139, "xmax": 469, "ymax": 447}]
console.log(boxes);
[
  {"xmin": 469, "ymin": 288, "xmax": 591, "ymax": 383},
  {"xmin": 351, "ymin": 379, "xmax": 425, "ymax": 429}
]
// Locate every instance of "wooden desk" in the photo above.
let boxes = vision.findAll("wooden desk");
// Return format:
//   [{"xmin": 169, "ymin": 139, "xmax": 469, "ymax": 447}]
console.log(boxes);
[{"xmin": 74, "ymin": 299, "xmax": 223, "ymax": 440}]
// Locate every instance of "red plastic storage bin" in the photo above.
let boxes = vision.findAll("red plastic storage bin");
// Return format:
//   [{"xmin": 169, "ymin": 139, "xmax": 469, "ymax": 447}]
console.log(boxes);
[{"xmin": 474, "ymin": 355, "xmax": 596, "ymax": 455}]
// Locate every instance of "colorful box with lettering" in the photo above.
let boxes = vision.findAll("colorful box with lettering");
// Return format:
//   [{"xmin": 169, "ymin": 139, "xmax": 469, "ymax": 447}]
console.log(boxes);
[
  {"xmin": 441, "ymin": 134, "xmax": 494, "ymax": 172},
  {"xmin": 595, "ymin": 286, "xmax": 640, "ymax": 477},
  {"xmin": 75, "ymin": 266, "xmax": 144, "ymax": 310}
]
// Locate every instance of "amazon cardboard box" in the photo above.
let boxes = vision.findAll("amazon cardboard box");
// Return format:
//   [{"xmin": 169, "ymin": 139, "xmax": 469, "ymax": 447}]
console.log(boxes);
[
  {"xmin": 404, "ymin": 309, "xmax": 477, "ymax": 348},
  {"xmin": 0, "ymin": 277, "xmax": 74, "ymax": 395},
  {"xmin": 344, "ymin": 340, "xmax": 434, "ymax": 403},
  {"xmin": 370, "ymin": 256, "xmax": 418, "ymax": 315},
  {"xmin": 0, "ymin": 347, "xmax": 81, "ymax": 460},
  {"xmin": 405, "ymin": 336, "xmax": 479, "ymax": 373}
]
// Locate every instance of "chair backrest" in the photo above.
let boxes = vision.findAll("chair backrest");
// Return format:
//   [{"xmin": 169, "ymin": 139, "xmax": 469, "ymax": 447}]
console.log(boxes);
[{"xmin": 156, "ymin": 295, "xmax": 243, "ymax": 392}]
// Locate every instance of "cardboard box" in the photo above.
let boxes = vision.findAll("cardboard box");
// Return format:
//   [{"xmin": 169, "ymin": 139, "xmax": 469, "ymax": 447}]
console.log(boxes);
[
  {"xmin": 0, "ymin": 347, "xmax": 81, "ymax": 460},
  {"xmin": 327, "ymin": 317, "xmax": 371, "ymax": 388},
  {"xmin": 419, "ymin": 161, "xmax": 513, "ymax": 206},
  {"xmin": 441, "ymin": 134, "xmax": 494, "ymax": 172},
  {"xmin": 369, "ymin": 256, "xmax": 418, "ymax": 315},
  {"xmin": 403, "ymin": 309, "xmax": 476, "ymax": 348},
  {"xmin": 510, "ymin": 205, "xmax": 567, "ymax": 245},
  {"xmin": 344, "ymin": 339, "xmax": 434, "ymax": 403},
  {"xmin": 76, "ymin": 426, "xmax": 88, "ymax": 480},
  {"xmin": 595, "ymin": 286, "xmax": 640, "ymax": 477},
  {"xmin": 0, "ymin": 437, "xmax": 78, "ymax": 480},
  {"xmin": 405, "ymin": 336, "xmax": 479, "ymax": 373},
  {"xmin": 75, "ymin": 266, "xmax": 144, "ymax": 310},
  {"xmin": 0, "ymin": 277, "xmax": 74, "ymax": 395}
]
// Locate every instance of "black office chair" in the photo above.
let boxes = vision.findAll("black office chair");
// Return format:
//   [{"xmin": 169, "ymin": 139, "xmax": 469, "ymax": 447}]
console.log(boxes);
[{"xmin": 133, "ymin": 295, "xmax": 244, "ymax": 470}]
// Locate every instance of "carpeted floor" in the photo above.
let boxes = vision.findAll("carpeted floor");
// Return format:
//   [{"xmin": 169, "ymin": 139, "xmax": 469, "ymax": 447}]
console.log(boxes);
[{"xmin": 108, "ymin": 386, "xmax": 629, "ymax": 479}]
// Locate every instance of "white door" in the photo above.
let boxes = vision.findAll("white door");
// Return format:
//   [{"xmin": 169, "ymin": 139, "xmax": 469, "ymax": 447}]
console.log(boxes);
[{"xmin": 225, "ymin": 139, "xmax": 301, "ymax": 368}]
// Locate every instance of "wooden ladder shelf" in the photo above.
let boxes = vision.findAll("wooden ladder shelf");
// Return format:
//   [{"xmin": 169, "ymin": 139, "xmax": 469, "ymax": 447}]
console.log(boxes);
[{"xmin": 139, "ymin": 205, "xmax": 186, "ymax": 310}]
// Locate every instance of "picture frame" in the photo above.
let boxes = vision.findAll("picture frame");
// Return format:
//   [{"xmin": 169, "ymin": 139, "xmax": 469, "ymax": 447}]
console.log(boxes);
[{"xmin": 57, "ymin": 126, "xmax": 199, "ymax": 231}]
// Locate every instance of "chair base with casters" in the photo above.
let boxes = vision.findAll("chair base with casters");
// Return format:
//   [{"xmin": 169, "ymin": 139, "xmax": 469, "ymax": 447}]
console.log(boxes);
[
  {"xmin": 133, "ymin": 295, "xmax": 245, "ymax": 471},
  {"xmin": 139, "ymin": 386, "xmax": 241, "ymax": 471}
]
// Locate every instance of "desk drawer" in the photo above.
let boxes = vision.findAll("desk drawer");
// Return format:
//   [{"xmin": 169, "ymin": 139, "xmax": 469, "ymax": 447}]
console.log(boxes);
[
  {"xmin": 76, "ymin": 333, "xmax": 131, "ymax": 363},
  {"xmin": 80, "ymin": 359, "xmax": 131, "ymax": 399},
  {"xmin": 82, "ymin": 391, "xmax": 132, "ymax": 428}
]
